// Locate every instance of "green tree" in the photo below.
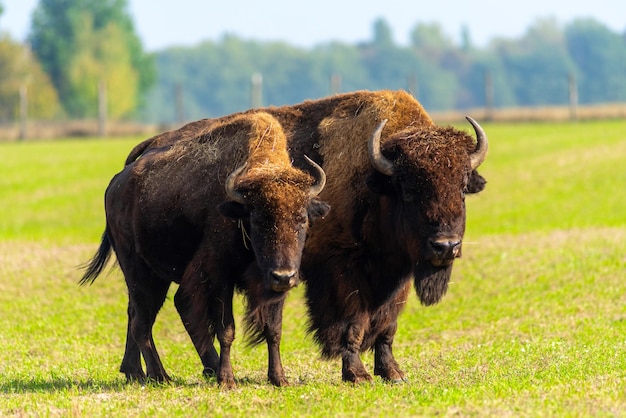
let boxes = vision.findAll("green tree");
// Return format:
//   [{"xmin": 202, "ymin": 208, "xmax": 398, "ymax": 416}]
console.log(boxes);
[
  {"xmin": 65, "ymin": 12, "xmax": 139, "ymax": 117},
  {"xmin": 455, "ymin": 50, "xmax": 517, "ymax": 109},
  {"xmin": 0, "ymin": 35, "xmax": 62, "ymax": 121},
  {"xmin": 460, "ymin": 25, "xmax": 473, "ymax": 52},
  {"xmin": 565, "ymin": 18, "xmax": 626, "ymax": 103},
  {"xmin": 138, "ymin": 16, "xmax": 626, "ymax": 124},
  {"xmin": 357, "ymin": 18, "xmax": 421, "ymax": 100},
  {"xmin": 409, "ymin": 22, "xmax": 460, "ymax": 109},
  {"xmin": 29, "ymin": 0, "xmax": 153, "ymax": 118},
  {"xmin": 410, "ymin": 22, "xmax": 454, "ymax": 52},
  {"xmin": 311, "ymin": 42, "xmax": 370, "ymax": 93},
  {"xmin": 495, "ymin": 18, "xmax": 576, "ymax": 106},
  {"xmin": 140, "ymin": 36, "xmax": 351, "ymax": 124},
  {"xmin": 360, "ymin": 19, "xmax": 415, "ymax": 92},
  {"xmin": 372, "ymin": 18, "xmax": 394, "ymax": 48}
]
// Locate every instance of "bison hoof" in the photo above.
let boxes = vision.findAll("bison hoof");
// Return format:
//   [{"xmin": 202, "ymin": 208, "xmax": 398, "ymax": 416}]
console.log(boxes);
[
  {"xmin": 121, "ymin": 365, "xmax": 147, "ymax": 383},
  {"xmin": 350, "ymin": 375, "xmax": 374, "ymax": 385},
  {"xmin": 218, "ymin": 379, "xmax": 237, "ymax": 390},
  {"xmin": 123, "ymin": 372, "xmax": 146, "ymax": 384},
  {"xmin": 375, "ymin": 373, "xmax": 406, "ymax": 383},
  {"xmin": 374, "ymin": 364, "xmax": 406, "ymax": 383},
  {"xmin": 269, "ymin": 375, "xmax": 290, "ymax": 387},
  {"xmin": 146, "ymin": 370, "xmax": 171, "ymax": 383},
  {"xmin": 342, "ymin": 370, "xmax": 373, "ymax": 384},
  {"xmin": 218, "ymin": 374, "xmax": 237, "ymax": 390}
]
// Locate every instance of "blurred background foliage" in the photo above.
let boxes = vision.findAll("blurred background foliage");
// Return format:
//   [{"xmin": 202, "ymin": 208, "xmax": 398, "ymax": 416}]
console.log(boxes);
[{"xmin": 0, "ymin": 0, "xmax": 625, "ymax": 125}]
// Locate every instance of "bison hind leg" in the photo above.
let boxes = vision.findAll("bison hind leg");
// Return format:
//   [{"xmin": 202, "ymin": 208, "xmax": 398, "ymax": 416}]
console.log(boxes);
[{"xmin": 119, "ymin": 311, "xmax": 146, "ymax": 382}]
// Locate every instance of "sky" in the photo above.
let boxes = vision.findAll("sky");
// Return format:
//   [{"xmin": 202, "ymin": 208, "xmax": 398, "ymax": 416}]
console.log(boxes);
[{"xmin": 1, "ymin": 0, "xmax": 625, "ymax": 51}]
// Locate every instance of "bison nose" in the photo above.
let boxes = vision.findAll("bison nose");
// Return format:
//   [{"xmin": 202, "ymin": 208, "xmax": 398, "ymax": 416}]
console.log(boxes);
[
  {"xmin": 270, "ymin": 269, "xmax": 298, "ymax": 291},
  {"xmin": 429, "ymin": 238, "xmax": 461, "ymax": 259}
]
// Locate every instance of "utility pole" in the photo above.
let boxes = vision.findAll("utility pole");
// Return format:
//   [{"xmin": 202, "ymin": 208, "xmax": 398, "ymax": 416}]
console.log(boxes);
[
  {"xmin": 484, "ymin": 70, "xmax": 494, "ymax": 122},
  {"xmin": 568, "ymin": 73, "xmax": 578, "ymax": 121},
  {"xmin": 19, "ymin": 83, "xmax": 27, "ymax": 141},
  {"xmin": 330, "ymin": 73, "xmax": 342, "ymax": 95},
  {"xmin": 98, "ymin": 80, "xmax": 107, "ymax": 137},
  {"xmin": 251, "ymin": 73, "xmax": 263, "ymax": 108},
  {"xmin": 175, "ymin": 83, "xmax": 185, "ymax": 124}
]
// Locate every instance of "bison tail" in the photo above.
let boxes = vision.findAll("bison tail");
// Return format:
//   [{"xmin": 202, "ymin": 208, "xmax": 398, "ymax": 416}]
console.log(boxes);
[
  {"xmin": 79, "ymin": 229, "xmax": 113, "ymax": 286},
  {"xmin": 124, "ymin": 137, "xmax": 154, "ymax": 165}
]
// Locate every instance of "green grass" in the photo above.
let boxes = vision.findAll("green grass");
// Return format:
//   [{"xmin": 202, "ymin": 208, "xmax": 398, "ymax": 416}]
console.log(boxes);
[
  {"xmin": 0, "ymin": 138, "xmax": 134, "ymax": 243},
  {"xmin": 1, "ymin": 120, "xmax": 626, "ymax": 416}
]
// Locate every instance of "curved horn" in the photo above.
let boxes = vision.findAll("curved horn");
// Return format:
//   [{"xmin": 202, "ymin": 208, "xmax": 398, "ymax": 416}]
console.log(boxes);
[
  {"xmin": 225, "ymin": 163, "xmax": 247, "ymax": 204},
  {"xmin": 368, "ymin": 119, "xmax": 394, "ymax": 176},
  {"xmin": 303, "ymin": 155, "xmax": 326, "ymax": 197},
  {"xmin": 466, "ymin": 116, "xmax": 488, "ymax": 170}
]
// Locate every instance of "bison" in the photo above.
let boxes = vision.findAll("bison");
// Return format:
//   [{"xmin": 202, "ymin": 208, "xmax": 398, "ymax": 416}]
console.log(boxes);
[
  {"xmin": 80, "ymin": 112, "xmax": 330, "ymax": 388},
  {"xmin": 169, "ymin": 90, "xmax": 488, "ymax": 383}
]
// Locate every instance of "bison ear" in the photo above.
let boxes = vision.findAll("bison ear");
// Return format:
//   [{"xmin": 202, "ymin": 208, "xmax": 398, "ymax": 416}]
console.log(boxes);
[
  {"xmin": 366, "ymin": 172, "xmax": 394, "ymax": 195},
  {"xmin": 466, "ymin": 170, "xmax": 486, "ymax": 194},
  {"xmin": 217, "ymin": 201, "xmax": 249, "ymax": 219},
  {"xmin": 307, "ymin": 199, "xmax": 331, "ymax": 222}
]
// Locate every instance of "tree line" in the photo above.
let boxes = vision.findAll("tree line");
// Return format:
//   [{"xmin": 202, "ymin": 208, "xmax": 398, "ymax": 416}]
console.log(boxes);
[
  {"xmin": 0, "ymin": 0, "xmax": 153, "ymax": 123},
  {"xmin": 1, "ymin": 0, "xmax": 625, "ymax": 125}
]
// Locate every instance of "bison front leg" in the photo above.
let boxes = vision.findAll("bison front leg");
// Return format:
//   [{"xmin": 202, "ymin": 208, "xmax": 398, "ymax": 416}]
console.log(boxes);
[
  {"xmin": 213, "ymin": 287, "xmax": 237, "ymax": 389},
  {"xmin": 341, "ymin": 317, "xmax": 372, "ymax": 384},
  {"xmin": 373, "ymin": 329, "xmax": 406, "ymax": 383},
  {"xmin": 342, "ymin": 352, "xmax": 372, "ymax": 384},
  {"xmin": 373, "ymin": 284, "xmax": 408, "ymax": 382},
  {"xmin": 263, "ymin": 298, "xmax": 289, "ymax": 386}
]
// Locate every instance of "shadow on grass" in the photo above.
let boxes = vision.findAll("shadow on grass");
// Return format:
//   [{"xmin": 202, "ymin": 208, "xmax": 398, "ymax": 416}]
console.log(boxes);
[
  {"xmin": 0, "ymin": 374, "xmax": 285, "ymax": 394},
  {"xmin": 1, "ymin": 377, "xmax": 126, "ymax": 394}
]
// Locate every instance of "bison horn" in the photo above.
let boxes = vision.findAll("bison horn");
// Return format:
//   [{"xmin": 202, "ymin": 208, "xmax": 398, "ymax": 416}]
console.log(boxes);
[
  {"xmin": 225, "ymin": 163, "xmax": 247, "ymax": 204},
  {"xmin": 368, "ymin": 119, "xmax": 394, "ymax": 176},
  {"xmin": 466, "ymin": 116, "xmax": 488, "ymax": 170},
  {"xmin": 304, "ymin": 155, "xmax": 326, "ymax": 197}
]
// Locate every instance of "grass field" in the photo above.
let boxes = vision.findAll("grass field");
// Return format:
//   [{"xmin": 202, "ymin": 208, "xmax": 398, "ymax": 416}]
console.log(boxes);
[{"xmin": 1, "ymin": 120, "xmax": 625, "ymax": 416}]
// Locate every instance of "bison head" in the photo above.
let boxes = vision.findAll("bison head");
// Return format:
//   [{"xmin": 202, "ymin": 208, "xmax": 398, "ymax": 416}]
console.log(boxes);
[
  {"xmin": 218, "ymin": 156, "xmax": 330, "ymax": 293},
  {"xmin": 367, "ymin": 117, "xmax": 487, "ymax": 305}
]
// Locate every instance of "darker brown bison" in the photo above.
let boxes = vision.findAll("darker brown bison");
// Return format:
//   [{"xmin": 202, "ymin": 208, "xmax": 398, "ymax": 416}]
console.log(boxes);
[
  {"xmin": 80, "ymin": 112, "xmax": 329, "ymax": 388},
  {"xmin": 166, "ymin": 89, "xmax": 488, "ymax": 383}
]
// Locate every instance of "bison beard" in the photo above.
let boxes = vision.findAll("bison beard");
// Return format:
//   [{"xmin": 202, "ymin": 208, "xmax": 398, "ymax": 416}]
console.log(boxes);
[
  {"xmin": 239, "ymin": 262, "xmax": 289, "ymax": 346},
  {"xmin": 414, "ymin": 262, "xmax": 453, "ymax": 306}
]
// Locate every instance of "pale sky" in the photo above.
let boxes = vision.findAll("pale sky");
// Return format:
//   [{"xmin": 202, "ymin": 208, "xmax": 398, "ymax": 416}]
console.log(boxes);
[{"xmin": 1, "ymin": 0, "xmax": 624, "ymax": 51}]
